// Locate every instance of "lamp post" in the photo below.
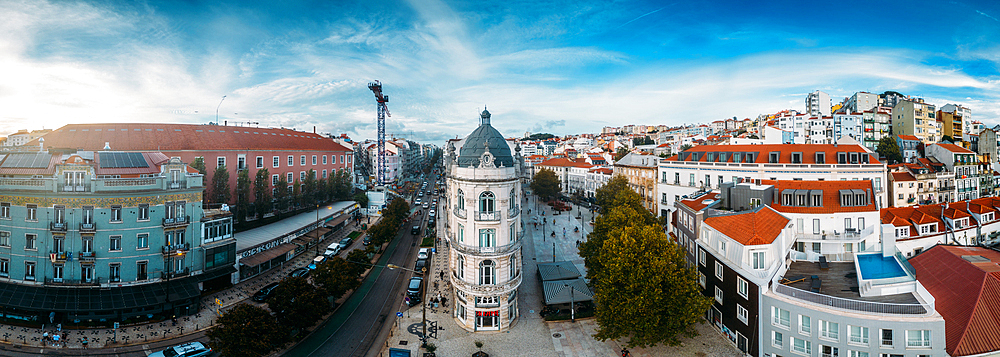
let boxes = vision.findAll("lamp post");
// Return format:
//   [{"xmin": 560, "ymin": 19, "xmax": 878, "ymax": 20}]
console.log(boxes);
[
  {"xmin": 315, "ymin": 203, "xmax": 321, "ymax": 256},
  {"xmin": 564, "ymin": 282, "xmax": 575, "ymax": 322},
  {"xmin": 387, "ymin": 264, "xmax": 429, "ymax": 346},
  {"xmin": 216, "ymin": 96, "xmax": 226, "ymax": 125}
]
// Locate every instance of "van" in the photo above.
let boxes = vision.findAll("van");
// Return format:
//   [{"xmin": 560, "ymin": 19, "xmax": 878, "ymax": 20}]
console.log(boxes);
[{"xmin": 324, "ymin": 242, "xmax": 341, "ymax": 257}]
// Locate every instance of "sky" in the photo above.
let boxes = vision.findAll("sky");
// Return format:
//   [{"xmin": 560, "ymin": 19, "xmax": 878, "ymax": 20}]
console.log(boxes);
[{"xmin": 2, "ymin": 0, "xmax": 1000, "ymax": 146}]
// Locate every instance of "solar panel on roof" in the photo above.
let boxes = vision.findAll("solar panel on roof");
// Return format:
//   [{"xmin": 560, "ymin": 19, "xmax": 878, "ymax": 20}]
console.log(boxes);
[
  {"xmin": 99, "ymin": 152, "xmax": 149, "ymax": 168},
  {"xmin": 0, "ymin": 153, "xmax": 52, "ymax": 168}
]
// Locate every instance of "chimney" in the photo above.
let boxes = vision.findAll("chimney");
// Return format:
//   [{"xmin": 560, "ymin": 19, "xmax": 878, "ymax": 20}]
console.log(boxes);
[
  {"xmin": 103, "ymin": 142, "xmax": 111, "ymax": 150},
  {"xmin": 314, "ymin": 126, "xmax": 316, "ymax": 134},
  {"xmin": 38, "ymin": 138, "xmax": 44, "ymax": 152},
  {"xmin": 224, "ymin": 120, "xmax": 227, "ymax": 126}
]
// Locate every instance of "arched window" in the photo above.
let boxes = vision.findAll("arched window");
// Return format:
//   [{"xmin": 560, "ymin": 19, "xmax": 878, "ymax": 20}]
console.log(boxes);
[
  {"xmin": 479, "ymin": 191, "xmax": 495, "ymax": 212},
  {"xmin": 457, "ymin": 189, "xmax": 465, "ymax": 210},
  {"xmin": 509, "ymin": 255, "xmax": 518, "ymax": 278},
  {"xmin": 479, "ymin": 260, "xmax": 495, "ymax": 285},
  {"xmin": 510, "ymin": 188, "xmax": 517, "ymax": 204},
  {"xmin": 479, "ymin": 229, "xmax": 495, "ymax": 248},
  {"xmin": 457, "ymin": 255, "xmax": 465, "ymax": 279}
]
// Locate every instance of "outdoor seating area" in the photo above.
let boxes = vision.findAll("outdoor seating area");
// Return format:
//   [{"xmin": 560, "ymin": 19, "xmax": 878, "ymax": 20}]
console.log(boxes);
[{"xmin": 781, "ymin": 261, "xmax": 921, "ymax": 304}]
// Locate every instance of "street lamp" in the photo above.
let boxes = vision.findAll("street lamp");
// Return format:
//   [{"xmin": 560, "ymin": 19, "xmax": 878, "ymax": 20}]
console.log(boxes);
[
  {"xmin": 564, "ymin": 282, "xmax": 575, "ymax": 322},
  {"xmin": 216, "ymin": 95, "xmax": 227, "ymax": 125},
  {"xmin": 387, "ymin": 264, "xmax": 430, "ymax": 346}
]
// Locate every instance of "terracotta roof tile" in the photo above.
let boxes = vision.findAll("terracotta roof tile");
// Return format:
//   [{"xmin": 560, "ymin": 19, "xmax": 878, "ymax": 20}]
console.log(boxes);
[
  {"xmin": 934, "ymin": 143, "xmax": 976, "ymax": 154},
  {"xmin": 897, "ymin": 135, "xmax": 920, "ymax": 141},
  {"xmin": 764, "ymin": 180, "xmax": 878, "ymax": 214},
  {"xmin": 677, "ymin": 192, "xmax": 721, "ymax": 212},
  {"xmin": 891, "ymin": 172, "xmax": 917, "ymax": 182},
  {"xmin": 704, "ymin": 206, "xmax": 789, "ymax": 246},
  {"xmin": 537, "ymin": 157, "xmax": 593, "ymax": 168},
  {"xmin": 668, "ymin": 143, "xmax": 879, "ymax": 164}
]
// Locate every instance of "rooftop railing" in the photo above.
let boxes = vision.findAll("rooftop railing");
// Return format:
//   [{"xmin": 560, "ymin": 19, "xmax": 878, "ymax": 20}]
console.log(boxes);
[{"xmin": 773, "ymin": 284, "xmax": 930, "ymax": 315}]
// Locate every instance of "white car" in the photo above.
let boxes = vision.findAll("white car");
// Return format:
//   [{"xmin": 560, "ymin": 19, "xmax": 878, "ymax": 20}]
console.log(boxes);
[
  {"xmin": 423, "ymin": 202, "xmax": 429, "ymax": 209},
  {"xmin": 418, "ymin": 248, "xmax": 431, "ymax": 260},
  {"xmin": 428, "ymin": 210, "xmax": 436, "ymax": 217},
  {"xmin": 148, "ymin": 342, "xmax": 212, "ymax": 357}
]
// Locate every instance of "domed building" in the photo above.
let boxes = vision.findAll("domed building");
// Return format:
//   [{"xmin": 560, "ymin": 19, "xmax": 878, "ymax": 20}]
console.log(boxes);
[{"xmin": 443, "ymin": 108, "xmax": 523, "ymax": 331}]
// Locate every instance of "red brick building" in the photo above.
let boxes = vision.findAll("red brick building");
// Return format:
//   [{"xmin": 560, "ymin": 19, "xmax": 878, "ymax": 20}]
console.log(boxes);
[{"xmin": 30, "ymin": 123, "xmax": 353, "ymax": 204}]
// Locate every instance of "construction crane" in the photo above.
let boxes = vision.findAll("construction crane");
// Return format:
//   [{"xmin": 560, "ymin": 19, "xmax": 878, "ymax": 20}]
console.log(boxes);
[{"xmin": 368, "ymin": 80, "xmax": 390, "ymax": 186}]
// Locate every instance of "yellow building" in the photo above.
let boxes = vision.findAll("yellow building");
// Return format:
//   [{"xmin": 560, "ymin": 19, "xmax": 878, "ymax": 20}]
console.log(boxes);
[
  {"xmin": 937, "ymin": 110, "xmax": 964, "ymax": 141},
  {"xmin": 893, "ymin": 99, "xmax": 938, "ymax": 145}
]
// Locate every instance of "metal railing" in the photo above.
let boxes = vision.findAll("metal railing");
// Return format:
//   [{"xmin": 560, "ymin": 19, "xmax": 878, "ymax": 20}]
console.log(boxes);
[
  {"xmin": 162, "ymin": 268, "xmax": 190, "ymax": 279},
  {"xmin": 45, "ymin": 277, "xmax": 100, "ymax": 286},
  {"xmin": 162, "ymin": 215, "xmax": 190, "ymax": 227},
  {"xmin": 59, "ymin": 184, "xmax": 90, "ymax": 192},
  {"xmin": 162, "ymin": 243, "xmax": 190, "ymax": 254},
  {"xmin": 938, "ymin": 186, "xmax": 955, "ymax": 192},
  {"xmin": 454, "ymin": 207, "xmax": 467, "ymax": 219},
  {"xmin": 50, "ymin": 222, "xmax": 67, "ymax": 232},
  {"xmin": 796, "ymin": 226, "xmax": 876, "ymax": 241},
  {"xmin": 168, "ymin": 181, "xmax": 187, "ymax": 189},
  {"xmin": 475, "ymin": 211, "xmax": 500, "ymax": 221},
  {"xmin": 773, "ymin": 284, "xmax": 929, "ymax": 315},
  {"xmin": 78, "ymin": 251, "xmax": 96, "ymax": 262},
  {"xmin": 450, "ymin": 238, "xmax": 521, "ymax": 256},
  {"xmin": 79, "ymin": 222, "xmax": 96, "ymax": 232},
  {"xmin": 49, "ymin": 251, "xmax": 68, "ymax": 262},
  {"xmin": 508, "ymin": 205, "xmax": 520, "ymax": 218},
  {"xmin": 103, "ymin": 178, "xmax": 156, "ymax": 187},
  {"xmin": 450, "ymin": 271, "xmax": 521, "ymax": 297}
]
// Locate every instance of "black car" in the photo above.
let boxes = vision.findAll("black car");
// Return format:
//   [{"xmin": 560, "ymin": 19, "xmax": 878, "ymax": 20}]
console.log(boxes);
[
  {"xmin": 414, "ymin": 259, "xmax": 428, "ymax": 274},
  {"xmin": 252, "ymin": 282, "xmax": 281, "ymax": 302},
  {"xmin": 406, "ymin": 277, "xmax": 423, "ymax": 306},
  {"xmin": 288, "ymin": 267, "xmax": 310, "ymax": 279}
]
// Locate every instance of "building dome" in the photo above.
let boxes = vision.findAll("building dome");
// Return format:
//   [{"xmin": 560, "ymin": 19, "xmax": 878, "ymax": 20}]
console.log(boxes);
[{"xmin": 457, "ymin": 108, "xmax": 514, "ymax": 168}]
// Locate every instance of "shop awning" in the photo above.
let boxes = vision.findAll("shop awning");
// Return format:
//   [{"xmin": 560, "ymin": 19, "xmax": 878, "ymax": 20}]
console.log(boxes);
[
  {"xmin": 238, "ymin": 243, "xmax": 295, "ymax": 267},
  {"xmin": 537, "ymin": 261, "xmax": 582, "ymax": 281},
  {"xmin": 542, "ymin": 278, "xmax": 594, "ymax": 305},
  {"xmin": 198, "ymin": 266, "xmax": 237, "ymax": 282},
  {"xmin": 325, "ymin": 214, "xmax": 350, "ymax": 228}
]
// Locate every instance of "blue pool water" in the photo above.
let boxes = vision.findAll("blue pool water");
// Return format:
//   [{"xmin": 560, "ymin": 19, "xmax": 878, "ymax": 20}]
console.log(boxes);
[{"xmin": 857, "ymin": 254, "xmax": 907, "ymax": 280}]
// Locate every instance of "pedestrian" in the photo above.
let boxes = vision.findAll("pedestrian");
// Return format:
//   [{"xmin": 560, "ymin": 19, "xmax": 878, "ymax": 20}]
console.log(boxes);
[
  {"xmin": 439, "ymin": 271, "xmax": 445, "ymax": 280},
  {"xmin": 621, "ymin": 348, "xmax": 631, "ymax": 357}
]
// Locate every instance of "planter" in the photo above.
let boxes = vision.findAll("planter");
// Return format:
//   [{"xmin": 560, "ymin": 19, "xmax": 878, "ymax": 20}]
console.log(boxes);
[{"xmin": 472, "ymin": 352, "xmax": 489, "ymax": 357}]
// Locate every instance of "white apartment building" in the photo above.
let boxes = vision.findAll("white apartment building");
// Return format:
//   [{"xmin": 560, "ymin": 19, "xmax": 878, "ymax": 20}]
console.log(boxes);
[
  {"xmin": 584, "ymin": 167, "xmax": 612, "ymax": 201},
  {"xmin": 806, "ymin": 90, "xmax": 832, "ymax": 117},
  {"xmin": 442, "ymin": 109, "xmax": 523, "ymax": 332},
  {"xmin": 843, "ymin": 91, "xmax": 880, "ymax": 113},
  {"xmin": 925, "ymin": 143, "xmax": 980, "ymax": 201}
]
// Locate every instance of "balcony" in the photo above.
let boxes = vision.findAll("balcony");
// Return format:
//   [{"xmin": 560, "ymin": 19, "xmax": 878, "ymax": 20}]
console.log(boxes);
[
  {"xmin": 49, "ymin": 222, "xmax": 67, "ymax": 232},
  {"xmin": 78, "ymin": 251, "xmax": 96, "ymax": 262},
  {"xmin": 454, "ymin": 207, "xmax": 467, "ymax": 219},
  {"xmin": 59, "ymin": 184, "xmax": 90, "ymax": 192},
  {"xmin": 938, "ymin": 185, "xmax": 955, "ymax": 192},
  {"xmin": 508, "ymin": 205, "xmax": 520, "ymax": 218},
  {"xmin": 162, "ymin": 215, "xmax": 190, "ymax": 227},
  {"xmin": 162, "ymin": 243, "xmax": 190, "ymax": 255},
  {"xmin": 451, "ymin": 238, "xmax": 522, "ymax": 256},
  {"xmin": 162, "ymin": 267, "xmax": 190, "ymax": 279},
  {"xmin": 44, "ymin": 278, "xmax": 99, "ymax": 286},
  {"xmin": 168, "ymin": 180, "xmax": 187, "ymax": 189},
  {"xmin": 774, "ymin": 284, "xmax": 928, "ymax": 315},
  {"xmin": 796, "ymin": 226, "xmax": 876, "ymax": 242},
  {"xmin": 451, "ymin": 271, "xmax": 522, "ymax": 298},
  {"xmin": 79, "ymin": 222, "xmax": 96, "ymax": 232},
  {"xmin": 50, "ymin": 251, "xmax": 68, "ymax": 262},
  {"xmin": 102, "ymin": 178, "xmax": 155, "ymax": 188},
  {"xmin": 475, "ymin": 211, "xmax": 500, "ymax": 222}
]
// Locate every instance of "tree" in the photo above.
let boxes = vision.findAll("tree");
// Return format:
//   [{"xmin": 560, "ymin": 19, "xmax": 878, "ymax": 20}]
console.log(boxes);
[
  {"xmin": 353, "ymin": 192, "xmax": 369, "ymax": 207},
  {"xmin": 530, "ymin": 168, "xmax": 562, "ymax": 202},
  {"xmin": 274, "ymin": 176, "xmax": 289, "ymax": 214},
  {"xmin": 206, "ymin": 303, "xmax": 287, "ymax": 357},
  {"xmin": 941, "ymin": 134, "xmax": 954, "ymax": 143},
  {"xmin": 580, "ymin": 176, "xmax": 711, "ymax": 347},
  {"xmin": 254, "ymin": 168, "xmax": 272, "ymax": 219},
  {"xmin": 303, "ymin": 170, "xmax": 317, "ymax": 205},
  {"xmin": 345, "ymin": 249, "xmax": 370, "ymax": 277},
  {"xmin": 211, "ymin": 165, "xmax": 231, "ymax": 205},
  {"xmin": 632, "ymin": 136, "xmax": 653, "ymax": 146},
  {"xmin": 292, "ymin": 179, "xmax": 302, "ymax": 208},
  {"xmin": 313, "ymin": 257, "xmax": 363, "ymax": 300},
  {"xmin": 235, "ymin": 168, "xmax": 251, "ymax": 223},
  {"xmin": 190, "ymin": 157, "xmax": 209, "ymax": 205},
  {"xmin": 679, "ymin": 144, "xmax": 693, "ymax": 152},
  {"xmin": 526, "ymin": 133, "xmax": 555, "ymax": 141},
  {"xmin": 614, "ymin": 147, "xmax": 629, "ymax": 161},
  {"xmin": 876, "ymin": 136, "xmax": 903, "ymax": 164},
  {"xmin": 267, "ymin": 276, "xmax": 331, "ymax": 330}
]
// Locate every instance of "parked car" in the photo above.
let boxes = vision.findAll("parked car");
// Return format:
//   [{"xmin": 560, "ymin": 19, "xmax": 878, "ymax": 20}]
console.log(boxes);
[
  {"xmin": 308, "ymin": 255, "xmax": 326, "ymax": 270},
  {"xmin": 148, "ymin": 341, "xmax": 212, "ymax": 357},
  {"xmin": 414, "ymin": 259, "xmax": 427, "ymax": 274},
  {"xmin": 428, "ymin": 210, "xmax": 436, "ymax": 217},
  {"xmin": 324, "ymin": 242, "xmax": 342, "ymax": 257},
  {"xmin": 339, "ymin": 237, "xmax": 352, "ymax": 249},
  {"xmin": 288, "ymin": 267, "xmax": 310, "ymax": 278},
  {"xmin": 252, "ymin": 282, "xmax": 281, "ymax": 302},
  {"xmin": 417, "ymin": 248, "xmax": 431, "ymax": 260},
  {"xmin": 406, "ymin": 277, "xmax": 423, "ymax": 306}
]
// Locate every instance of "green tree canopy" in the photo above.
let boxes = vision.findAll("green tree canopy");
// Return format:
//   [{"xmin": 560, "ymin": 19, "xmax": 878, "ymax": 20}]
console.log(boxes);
[
  {"xmin": 267, "ymin": 276, "xmax": 331, "ymax": 330},
  {"xmin": 292, "ymin": 179, "xmax": 302, "ymax": 207},
  {"xmin": 877, "ymin": 136, "xmax": 903, "ymax": 164},
  {"xmin": 526, "ymin": 133, "xmax": 555, "ymax": 140},
  {"xmin": 235, "ymin": 169, "xmax": 251, "ymax": 223},
  {"xmin": 313, "ymin": 256, "xmax": 363, "ymax": 299},
  {"xmin": 254, "ymin": 168, "xmax": 272, "ymax": 218},
  {"xmin": 190, "ymin": 157, "xmax": 208, "ymax": 205},
  {"xmin": 274, "ymin": 176, "xmax": 289, "ymax": 213},
  {"xmin": 206, "ymin": 303, "xmax": 287, "ymax": 357},
  {"xmin": 353, "ymin": 192, "xmax": 369, "ymax": 207},
  {"xmin": 211, "ymin": 165, "xmax": 231, "ymax": 205},
  {"xmin": 303, "ymin": 170, "xmax": 317, "ymax": 205},
  {"xmin": 580, "ymin": 175, "xmax": 711, "ymax": 347},
  {"xmin": 614, "ymin": 147, "xmax": 629, "ymax": 161},
  {"xmin": 530, "ymin": 168, "xmax": 562, "ymax": 202}
]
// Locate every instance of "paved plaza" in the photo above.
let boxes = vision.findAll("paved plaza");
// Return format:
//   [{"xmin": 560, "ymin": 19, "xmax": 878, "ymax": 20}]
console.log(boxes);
[{"xmin": 378, "ymin": 198, "xmax": 741, "ymax": 357}]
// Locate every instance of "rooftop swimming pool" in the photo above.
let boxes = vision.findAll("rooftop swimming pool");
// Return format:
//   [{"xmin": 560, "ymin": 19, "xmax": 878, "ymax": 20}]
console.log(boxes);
[{"xmin": 857, "ymin": 253, "xmax": 907, "ymax": 280}]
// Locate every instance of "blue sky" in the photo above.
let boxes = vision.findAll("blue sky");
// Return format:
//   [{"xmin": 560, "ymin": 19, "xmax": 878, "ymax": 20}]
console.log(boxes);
[{"xmin": 2, "ymin": 0, "xmax": 999, "ymax": 145}]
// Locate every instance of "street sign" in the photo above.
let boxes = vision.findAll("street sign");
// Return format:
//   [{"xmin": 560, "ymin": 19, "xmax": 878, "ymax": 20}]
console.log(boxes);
[
  {"xmin": 396, "ymin": 312, "xmax": 403, "ymax": 317},
  {"xmin": 404, "ymin": 296, "xmax": 410, "ymax": 302},
  {"xmin": 113, "ymin": 322, "xmax": 119, "ymax": 329}
]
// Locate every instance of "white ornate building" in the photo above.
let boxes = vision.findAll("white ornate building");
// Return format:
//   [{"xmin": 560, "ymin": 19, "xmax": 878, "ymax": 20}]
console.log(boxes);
[{"xmin": 443, "ymin": 109, "xmax": 524, "ymax": 331}]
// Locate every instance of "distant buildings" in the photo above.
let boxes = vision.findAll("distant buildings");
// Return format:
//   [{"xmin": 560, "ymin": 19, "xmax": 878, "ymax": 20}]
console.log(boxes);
[{"xmin": 806, "ymin": 90, "xmax": 831, "ymax": 117}]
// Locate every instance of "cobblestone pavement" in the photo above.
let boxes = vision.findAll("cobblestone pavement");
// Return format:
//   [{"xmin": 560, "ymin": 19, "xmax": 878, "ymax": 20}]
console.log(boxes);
[
  {"xmin": 0, "ymin": 216, "xmax": 373, "ymax": 353},
  {"xmin": 378, "ymin": 197, "xmax": 741, "ymax": 357}
]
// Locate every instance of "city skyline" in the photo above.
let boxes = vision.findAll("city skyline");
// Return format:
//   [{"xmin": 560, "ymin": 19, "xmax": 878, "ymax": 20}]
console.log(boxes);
[{"xmin": 2, "ymin": 0, "xmax": 999, "ymax": 145}]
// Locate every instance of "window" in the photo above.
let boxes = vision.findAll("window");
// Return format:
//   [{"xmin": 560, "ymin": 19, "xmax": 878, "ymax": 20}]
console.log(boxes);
[
  {"xmin": 881, "ymin": 329, "xmax": 893, "ymax": 347},
  {"xmin": 25, "ymin": 234, "xmax": 36, "ymax": 250},
  {"xmin": 699, "ymin": 248, "xmax": 706, "ymax": 266},
  {"xmin": 456, "ymin": 255, "xmax": 464, "ymax": 279},
  {"xmin": 272, "ymin": 174, "xmax": 279, "ymax": 186},
  {"xmin": 791, "ymin": 152, "xmax": 802, "ymax": 164},
  {"xmin": 300, "ymin": 155, "xmax": 306, "ymax": 166},
  {"xmin": 478, "ymin": 229, "xmax": 495, "ymax": 247},
  {"xmin": 698, "ymin": 272, "xmax": 706, "ymax": 287},
  {"xmin": 479, "ymin": 260, "xmax": 495, "ymax": 285},
  {"xmin": 273, "ymin": 156, "xmax": 280, "ymax": 168},
  {"xmin": 715, "ymin": 261, "xmax": 724, "ymax": 280},
  {"xmin": 799, "ymin": 315, "xmax": 811, "ymax": 335},
  {"xmin": 0, "ymin": 231, "xmax": 8, "ymax": 247},
  {"xmin": 737, "ymin": 305, "xmax": 748, "ymax": 324},
  {"xmin": 256, "ymin": 156, "xmax": 264, "ymax": 169},
  {"xmin": 111, "ymin": 205, "xmax": 122, "ymax": 222},
  {"xmin": 24, "ymin": 262, "xmax": 35, "ymax": 280},
  {"xmin": 849, "ymin": 325, "xmax": 869, "ymax": 345},
  {"xmin": 674, "ymin": 172, "xmax": 680, "ymax": 184},
  {"xmin": 816, "ymin": 152, "xmax": 825, "ymax": 164},
  {"xmin": 110, "ymin": 235, "xmax": 122, "ymax": 251},
  {"xmin": 322, "ymin": 155, "xmax": 327, "ymax": 165},
  {"xmin": 820, "ymin": 345, "xmax": 839, "ymax": 357},
  {"xmin": 820, "ymin": 320, "xmax": 839, "ymax": 340},
  {"xmin": 479, "ymin": 191, "xmax": 496, "ymax": 212},
  {"xmin": 769, "ymin": 152, "xmax": 780, "ymax": 163},
  {"xmin": 0, "ymin": 259, "xmax": 7, "ymax": 277},
  {"xmin": 752, "ymin": 251, "xmax": 765, "ymax": 269},
  {"xmin": 137, "ymin": 233, "xmax": 148, "ymax": 249},
  {"xmin": 137, "ymin": 204, "xmax": 149, "ymax": 221},
  {"xmin": 288, "ymin": 155, "xmax": 294, "ymax": 166},
  {"xmin": 312, "ymin": 155, "xmax": 317, "ymax": 165},
  {"xmin": 690, "ymin": 173, "xmax": 696, "ymax": 186},
  {"xmin": 773, "ymin": 331, "xmax": 784, "ymax": 348},
  {"xmin": 458, "ymin": 224, "xmax": 464, "ymax": 243},
  {"xmin": 791, "ymin": 337, "xmax": 811, "ymax": 355},
  {"xmin": 217, "ymin": 157, "xmax": 226, "ymax": 168},
  {"xmin": 714, "ymin": 286, "xmax": 723, "ymax": 303},
  {"xmin": 237, "ymin": 156, "xmax": 246, "ymax": 170},
  {"xmin": 718, "ymin": 240, "xmax": 726, "ymax": 254},
  {"xmin": 737, "ymin": 277, "xmax": 748, "ymax": 298},
  {"xmin": 110, "ymin": 263, "xmax": 121, "ymax": 282},
  {"xmin": 137, "ymin": 261, "xmax": 148, "ymax": 281},
  {"xmin": 906, "ymin": 330, "xmax": 930, "ymax": 348},
  {"xmin": 287, "ymin": 172, "xmax": 293, "ymax": 183},
  {"xmin": 848, "ymin": 351, "xmax": 868, "ymax": 357},
  {"xmin": 0, "ymin": 202, "xmax": 8, "ymax": 219},
  {"xmin": 509, "ymin": 255, "xmax": 518, "ymax": 278},
  {"xmin": 26, "ymin": 204, "xmax": 37, "ymax": 221}
]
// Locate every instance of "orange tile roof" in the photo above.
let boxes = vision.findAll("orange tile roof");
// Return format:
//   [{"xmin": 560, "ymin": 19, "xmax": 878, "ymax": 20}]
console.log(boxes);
[
  {"xmin": 677, "ymin": 192, "xmax": 721, "ymax": 212},
  {"xmin": 910, "ymin": 245, "xmax": 1000, "ymax": 356},
  {"xmin": 704, "ymin": 206, "xmax": 789, "ymax": 246},
  {"xmin": 891, "ymin": 172, "xmax": 917, "ymax": 182},
  {"xmin": 897, "ymin": 135, "xmax": 920, "ymax": 141},
  {"xmin": 763, "ymin": 180, "xmax": 878, "ymax": 214},
  {"xmin": 668, "ymin": 143, "xmax": 879, "ymax": 164},
  {"xmin": 934, "ymin": 143, "xmax": 975, "ymax": 154},
  {"xmin": 589, "ymin": 167, "xmax": 613, "ymax": 175},
  {"xmin": 30, "ymin": 123, "xmax": 352, "ymax": 153},
  {"xmin": 536, "ymin": 157, "xmax": 593, "ymax": 168}
]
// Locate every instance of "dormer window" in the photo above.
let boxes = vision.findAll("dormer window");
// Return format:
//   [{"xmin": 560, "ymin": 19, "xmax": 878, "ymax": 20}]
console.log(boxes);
[
  {"xmin": 791, "ymin": 152, "xmax": 802, "ymax": 164},
  {"xmin": 850, "ymin": 152, "xmax": 859, "ymax": 164},
  {"xmin": 769, "ymin": 152, "xmax": 780, "ymax": 163},
  {"xmin": 733, "ymin": 153, "xmax": 741, "ymax": 163},
  {"xmin": 811, "ymin": 193, "xmax": 822, "ymax": 206},
  {"xmin": 837, "ymin": 152, "xmax": 847, "ymax": 164},
  {"xmin": 719, "ymin": 153, "xmax": 727, "ymax": 162},
  {"xmin": 746, "ymin": 153, "xmax": 755, "ymax": 163},
  {"xmin": 707, "ymin": 153, "xmax": 715, "ymax": 162},
  {"xmin": 782, "ymin": 193, "xmax": 793, "ymax": 206},
  {"xmin": 815, "ymin": 152, "xmax": 825, "ymax": 164},
  {"xmin": 796, "ymin": 194, "xmax": 806, "ymax": 206}
]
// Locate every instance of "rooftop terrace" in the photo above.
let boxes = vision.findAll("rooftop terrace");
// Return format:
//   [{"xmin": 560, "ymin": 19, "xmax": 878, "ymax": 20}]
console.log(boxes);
[{"xmin": 776, "ymin": 261, "xmax": 929, "ymax": 315}]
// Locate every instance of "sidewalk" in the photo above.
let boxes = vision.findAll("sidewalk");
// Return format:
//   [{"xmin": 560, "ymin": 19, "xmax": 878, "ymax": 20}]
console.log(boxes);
[{"xmin": 0, "ymin": 217, "xmax": 372, "ymax": 353}]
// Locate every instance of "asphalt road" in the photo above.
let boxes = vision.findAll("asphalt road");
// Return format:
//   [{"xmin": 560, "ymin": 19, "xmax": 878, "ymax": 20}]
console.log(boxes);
[
  {"xmin": 0, "ymin": 330, "xmax": 214, "ymax": 357},
  {"xmin": 287, "ymin": 201, "xmax": 430, "ymax": 357}
]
